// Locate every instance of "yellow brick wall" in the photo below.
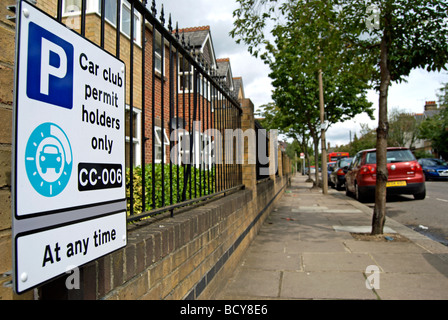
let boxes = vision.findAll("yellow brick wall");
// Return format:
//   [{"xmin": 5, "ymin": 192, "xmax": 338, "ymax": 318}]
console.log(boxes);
[{"xmin": 0, "ymin": 0, "xmax": 35, "ymax": 300}]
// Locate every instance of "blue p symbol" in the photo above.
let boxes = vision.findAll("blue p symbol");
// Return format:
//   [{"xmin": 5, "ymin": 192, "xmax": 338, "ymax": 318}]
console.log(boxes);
[{"xmin": 26, "ymin": 22, "xmax": 74, "ymax": 110}]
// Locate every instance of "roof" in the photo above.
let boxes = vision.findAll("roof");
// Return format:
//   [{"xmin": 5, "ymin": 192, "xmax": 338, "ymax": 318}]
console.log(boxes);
[
  {"xmin": 178, "ymin": 26, "xmax": 217, "ymax": 68},
  {"xmin": 233, "ymin": 77, "xmax": 244, "ymax": 99},
  {"xmin": 178, "ymin": 26, "xmax": 210, "ymax": 48}
]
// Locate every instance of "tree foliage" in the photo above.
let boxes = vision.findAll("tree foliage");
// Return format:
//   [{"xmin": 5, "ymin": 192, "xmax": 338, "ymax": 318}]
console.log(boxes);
[
  {"xmin": 233, "ymin": 0, "xmax": 375, "ymax": 183},
  {"xmin": 232, "ymin": 0, "xmax": 448, "ymax": 235}
]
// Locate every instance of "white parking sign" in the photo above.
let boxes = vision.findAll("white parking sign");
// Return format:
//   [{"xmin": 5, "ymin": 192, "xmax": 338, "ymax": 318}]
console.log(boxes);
[{"xmin": 12, "ymin": 1, "xmax": 127, "ymax": 293}]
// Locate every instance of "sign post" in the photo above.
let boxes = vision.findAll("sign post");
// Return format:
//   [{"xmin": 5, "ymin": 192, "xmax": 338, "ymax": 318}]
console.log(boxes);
[{"xmin": 12, "ymin": 1, "xmax": 127, "ymax": 294}]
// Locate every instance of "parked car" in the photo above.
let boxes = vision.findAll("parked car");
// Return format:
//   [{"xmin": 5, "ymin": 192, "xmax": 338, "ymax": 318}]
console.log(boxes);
[
  {"xmin": 417, "ymin": 158, "xmax": 448, "ymax": 180},
  {"xmin": 345, "ymin": 147, "xmax": 426, "ymax": 202},
  {"xmin": 327, "ymin": 162, "xmax": 337, "ymax": 187},
  {"xmin": 330, "ymin": 157, "xmax": 353, "ymax": 190}
]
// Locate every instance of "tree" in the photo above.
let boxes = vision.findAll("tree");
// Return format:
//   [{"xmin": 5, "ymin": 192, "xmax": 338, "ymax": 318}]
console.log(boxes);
[
  {"xmin": 232, "ymin": 0, "xmax": 448, "ymax": 235},
  {"xmin": 232, "ymin": 0, "xmax": 374, "ymax": 186},
  {"xmin": 388, "ymin": 108, "xmax": 419, "ymax": 148},
  {"xmin": 337, "ymin": 0, "xmax": 448, "ymax": 234}
]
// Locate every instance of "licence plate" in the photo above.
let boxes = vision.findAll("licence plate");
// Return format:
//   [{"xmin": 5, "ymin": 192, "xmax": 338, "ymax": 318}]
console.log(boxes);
[{"xmin": 386, "ymin": 181, "xmax": 407, "ymax": 187}]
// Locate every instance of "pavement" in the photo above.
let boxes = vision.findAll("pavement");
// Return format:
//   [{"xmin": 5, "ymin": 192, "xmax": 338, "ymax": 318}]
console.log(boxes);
[{"xmin": 216, "ymin": 174, "xmax": 448, "ymax": 300}]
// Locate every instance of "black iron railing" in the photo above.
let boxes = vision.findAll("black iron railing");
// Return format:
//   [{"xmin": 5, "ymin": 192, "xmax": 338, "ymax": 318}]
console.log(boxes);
[{"xmin": 53, "ymin": 0, "xmax": 243, "ymax": 222}]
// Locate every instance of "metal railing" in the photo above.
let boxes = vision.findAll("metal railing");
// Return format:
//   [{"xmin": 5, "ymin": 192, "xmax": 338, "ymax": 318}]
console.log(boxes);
[{"xmin": 52, "ymin": 0, "xmax": 243, "ymax": 222}]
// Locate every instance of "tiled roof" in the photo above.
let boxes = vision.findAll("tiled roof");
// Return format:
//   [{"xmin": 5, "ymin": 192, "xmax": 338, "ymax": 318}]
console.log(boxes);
[
  {"xmin": 178, "ymin": 26, "xmax": 210, "ymax": 48},
  {"xmin": 216, "ymin": 58, "xmax": 230, "ymax": 77}
]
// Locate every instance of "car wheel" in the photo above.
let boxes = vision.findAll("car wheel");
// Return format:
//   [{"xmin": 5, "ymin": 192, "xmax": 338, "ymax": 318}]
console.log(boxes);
[
  {"xmin": 355, "ymin": 183, "xmax": 367, "ymax": 203},
  {"xmin": 345, "ymin": 184, "xmax": 352, "ymax": 197},
  {"xmin": 414, "ymin": 187, "xmax": 426, "ymax": 200}
]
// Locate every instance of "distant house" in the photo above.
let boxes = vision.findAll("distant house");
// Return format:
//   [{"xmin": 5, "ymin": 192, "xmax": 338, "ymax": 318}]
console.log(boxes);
[
  {"xmin": 412, "ymin": 101, "xmax": 445, "ymax": 156},
  {"xmin": 233, "ymin": 77, "xmax": 245, "ymax": 100}
]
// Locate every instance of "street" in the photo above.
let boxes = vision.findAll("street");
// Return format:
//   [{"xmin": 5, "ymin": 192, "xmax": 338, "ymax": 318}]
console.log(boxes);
[{"xmin": 335, "ymin": 180, "xmax": 448, "ymax": 246}]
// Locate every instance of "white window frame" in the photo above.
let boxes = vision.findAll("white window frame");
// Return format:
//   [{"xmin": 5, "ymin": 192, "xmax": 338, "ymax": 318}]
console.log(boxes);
[
  {"xmin": 178, "ymin": 58, "xmax": 193, "ymax": 93},
  {"xmin": 125, "ymin": 106, "xmax": 142, "ymax": 167},
  {"xmin": 177, "ymin": 65, "xmax": 212, "ymax": 102},
  {"xmin": 120, "ymin": 0, "xmax": 142, "ymax": 46},
  {"xmin": 154, "ymin": 126, "xmax": 170, "ymax": 164},
  {"xmin": 61, "ymin": 0, "xmax": 141, "ymax": 46},
  {"xmin": 153, "ymin": 31, "xmax": 164, "ymax": 75}
]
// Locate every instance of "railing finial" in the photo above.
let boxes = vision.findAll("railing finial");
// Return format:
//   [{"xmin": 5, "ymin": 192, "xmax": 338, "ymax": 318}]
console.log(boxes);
[
  {"xmin": 168, "ymin": 13, "xmax": 173, "ymax": 32},
  {"xmin": 181, "ymin": 31, "xmax": 186, "ymax": 47},
  {"xmin": 160, "ymin": 4, "xmax": 165, "ymax": 26},
  {"xmin": 151, "ymin": 0, "xmax": 156, "ymax": 16}
]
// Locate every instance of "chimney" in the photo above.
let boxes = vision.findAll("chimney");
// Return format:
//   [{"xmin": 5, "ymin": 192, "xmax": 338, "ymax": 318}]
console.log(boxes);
[{"xmin": 425, "ymin": 101, "xmax": 437, "ymax": 111}]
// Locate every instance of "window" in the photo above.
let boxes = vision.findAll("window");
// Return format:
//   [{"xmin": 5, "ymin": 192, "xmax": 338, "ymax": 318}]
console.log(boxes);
[
  {"xmin": 175, "ymin": 130, "xmax": 191, "ymax": 166},
  {"xmin": 121, "ymin": 1, "xmax": 141, "ymax": 45},
  {"xmin": 102, "ymin": 0, "xmax": 117, "ymax": 26},
  {"xmin": 154, "ymin": 32, "xmax": 163, "ymax": 74},
  {"xmin": 178, "ymin": 56, "xmax": 193, "ymax": 92},
  {"xmin": 125, "ymin": 107, "xmax": 141, "ymax": 167},
  {"xmin": 64, "ymin": 0, "xmax": 81, "ymax": 13},
  {"xmin": 62, "ymin": 0, "xmax": 141, "ymax": 46},
  {"xmin": 154, "ymin": 126, "xmax": 170, "ymax": 164}
]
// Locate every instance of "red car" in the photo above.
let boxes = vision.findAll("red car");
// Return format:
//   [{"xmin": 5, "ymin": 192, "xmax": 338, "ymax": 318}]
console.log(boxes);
[{"xmin": 345, "ymin": 147, "xmax": 426, "ymax": 202}]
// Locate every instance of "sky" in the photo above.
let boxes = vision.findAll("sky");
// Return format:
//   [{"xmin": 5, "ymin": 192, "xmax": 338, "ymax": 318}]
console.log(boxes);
[{"xmin": 156, "ymin": 0, "xmax": 448, "ymax": 147}]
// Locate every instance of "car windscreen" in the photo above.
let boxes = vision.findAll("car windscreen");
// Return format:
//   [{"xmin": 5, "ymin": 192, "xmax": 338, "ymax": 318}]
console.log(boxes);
[
  {"xmin": 365, "ymin": 150, "xmax": 415, "ymax": 164},
  {"xmin": 339, "ymin": 158, "xmax": 352, "ymax": 167},
  {"xmin": 424, "ymin": 159, "xmax": 447, "ymax": 166}
]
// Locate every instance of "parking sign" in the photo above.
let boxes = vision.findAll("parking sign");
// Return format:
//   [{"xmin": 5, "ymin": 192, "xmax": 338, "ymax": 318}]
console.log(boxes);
[{"xmin": 12, "ymin": 1, "xmax": 127, "ymax": 293}]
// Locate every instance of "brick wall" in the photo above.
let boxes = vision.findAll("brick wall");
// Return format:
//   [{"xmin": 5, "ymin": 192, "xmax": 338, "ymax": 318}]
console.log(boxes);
[{"xmin": 0, "ymin": 0, "xmax": 20, "ymax": 300}]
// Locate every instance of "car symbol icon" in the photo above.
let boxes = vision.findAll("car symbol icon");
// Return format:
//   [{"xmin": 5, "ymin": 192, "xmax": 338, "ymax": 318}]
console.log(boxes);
[{"xmin": 39, "ymin": 144, "xmax": 62, "ymax": 174}]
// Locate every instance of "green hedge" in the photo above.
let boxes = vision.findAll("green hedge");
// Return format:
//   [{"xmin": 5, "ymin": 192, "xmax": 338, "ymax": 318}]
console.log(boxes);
[{"xmin": 126, "ymin": 164, "xmax": 216, "ymax": 216}]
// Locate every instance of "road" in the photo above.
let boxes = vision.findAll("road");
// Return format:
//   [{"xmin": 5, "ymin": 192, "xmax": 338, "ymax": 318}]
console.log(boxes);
[{"xmin": 336, "ymin": 180, "xmax": 448, "ymax": 246}]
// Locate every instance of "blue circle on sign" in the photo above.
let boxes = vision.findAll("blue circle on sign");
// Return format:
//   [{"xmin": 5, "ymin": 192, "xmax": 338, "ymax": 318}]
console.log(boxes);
[{"xmin": 25, "ymin": 123, "xmax": 73, "ymax": 197}]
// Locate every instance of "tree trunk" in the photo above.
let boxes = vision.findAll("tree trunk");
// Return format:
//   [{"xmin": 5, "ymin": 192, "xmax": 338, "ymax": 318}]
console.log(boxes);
[
  {"xmin": 313, "ymin": 134, "xmax": 320, "ymax": 187},
  {"xmin": 371, "ymin": 31, "xmax": 391, "ymax": 235}
]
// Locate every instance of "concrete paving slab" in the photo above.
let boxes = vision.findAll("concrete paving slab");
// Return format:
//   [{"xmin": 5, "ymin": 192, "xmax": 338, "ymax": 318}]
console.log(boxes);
[
  {"xmin": 371, "ymin": 252, "xmax": 448, "ymax": 274},
  {"xmin": 220, "ymin": 269, "xmax": 281, "ymax": 298},
  {"xmin": 323, "ymin": 209, "xmax": 363, "ymax": 213},
  {"xmin": 248, "ymin": 239, "xmax": 286, "ymax": 253},
  {"xmin": 333, "ymin": 225, "xmax": 397, "ymax": 233},
  {"xmin": 302, "ymin": 252, "xmax": 377, "ymax": 272},
  {"xmin": 343, "ymin": 240, "xmax": 427, "ymax": 254},
  {"xmin": 293, "ymin": 206, "xmax": 329, "ymax": 212},
  {"xmin": 242, "ymin": 250, "xmax": 302, "ymax": 271},
  {"xmin": 280, "ymin": 271, "xmax": 378, "ymax": 300},
  {"xmin": 285, "ymin": 240, "xmax": 349, "ymax": 254},
  {"xmin": 375, "ymin": 273, "xmax": 448, "ymax": 300}
]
